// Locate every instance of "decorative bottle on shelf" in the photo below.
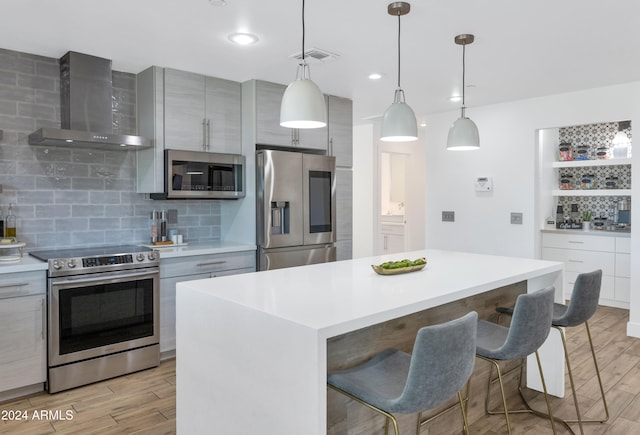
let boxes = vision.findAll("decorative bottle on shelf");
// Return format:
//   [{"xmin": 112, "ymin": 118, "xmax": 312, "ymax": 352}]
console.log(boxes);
[
  {"xmin": 0, "ymin": 205, "xmax": 4, "ymax": 237},
  {"xmin": 5, "ymin": 203, "xmax": 16, "ymax": 238},
  {"xmin": 150, "ymin": 210, "xmax": 159, "ymax": 243},
  {"xmin": 160, "ymin": 210, "xmax": 168, "ymax": 242}
]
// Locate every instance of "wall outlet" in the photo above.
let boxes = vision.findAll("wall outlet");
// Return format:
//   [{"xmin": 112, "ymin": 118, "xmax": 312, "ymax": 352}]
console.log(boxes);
[
  {"xmin": 167, "ymin": 209, "xmax": 178, "ymax": 224},
  {"xmin": 510, "ymin": 212, "xmax": 523, "ymax": 225},
  {"xmin": 442, "ymin": 211, "xmax": 455, "ymax": 222}
]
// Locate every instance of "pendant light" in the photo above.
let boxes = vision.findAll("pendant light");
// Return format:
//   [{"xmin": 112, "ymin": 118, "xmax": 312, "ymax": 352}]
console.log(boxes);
[
  {"xmin": 380, "ymin": 2, "xmax": 417, "ymax": 142},
  {"xmin": 280, "ymin": 0, "xmax": 327, "ymax": 129},
  {"xmin": 447, "ymin": 34, "xmax": 480, "ymax": 150}
]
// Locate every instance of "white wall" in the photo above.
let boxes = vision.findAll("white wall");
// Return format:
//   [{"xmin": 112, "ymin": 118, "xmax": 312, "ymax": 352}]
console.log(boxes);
[
  {"xmin": 422, "ymin": 82, "xmax": 640, "ymax": 336},
  {"xmin": 352, "ymin": 124, "xmax": 375, "ymax": 258}
]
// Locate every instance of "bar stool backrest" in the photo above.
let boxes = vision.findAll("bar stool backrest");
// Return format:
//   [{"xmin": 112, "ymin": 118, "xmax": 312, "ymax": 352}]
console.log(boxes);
[
  {"xmin": 391, "ymin": 311, "xmax": 478, "ymax": 413},
  {"xmin": 491, "ymin": 287, "xmax": 555, "ymax": 361},
  {"xmin": 554, "ymin": 270, "xmax": 603, "ymax": 327}
]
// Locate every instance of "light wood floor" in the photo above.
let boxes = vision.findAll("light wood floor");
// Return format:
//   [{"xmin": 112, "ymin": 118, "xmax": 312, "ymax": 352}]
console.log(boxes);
[{"xmin": 1, "ymin": 305, "xmax": 639, "ymax": 434}]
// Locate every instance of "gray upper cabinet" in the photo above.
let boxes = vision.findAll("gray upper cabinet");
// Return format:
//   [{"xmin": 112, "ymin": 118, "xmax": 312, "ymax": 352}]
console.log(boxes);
[
  {"xmin": 255, "ymin": 80, "xmax": 328, "ymax": 150},
  {"xmin": 164, "ymin": 68, "xmax": 241, "ymax": 154},
  {"xmin": 136, "ymin": 67, "xmax": 242, "ymax": 193},
  {"xmin": 327, "ymin": 96, "xmax": 353, "ymax": 168}
]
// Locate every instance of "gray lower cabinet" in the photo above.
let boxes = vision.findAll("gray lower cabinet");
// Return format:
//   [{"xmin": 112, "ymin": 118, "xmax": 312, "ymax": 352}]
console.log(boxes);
[
  {"xmin": 328, "ymin": 95, "xmax": 353, "ymax": 168},
  {"xmin": 0, "ymin": 271, "xmax": 46, "ymax": 394},
  {"xmin": 159, "ymin": 251, "xmax": 256, "ymax": 354},
  {"xmin": 335, "ymin": 168, "xmax": 353, "ymax": 260},
  {"xmin": 253, "ymin": 80, "xmax": 328, "ymax": 150},
  {"xmin": 136, "ymin": 67, "xmax": 242, "ymax": 193}
]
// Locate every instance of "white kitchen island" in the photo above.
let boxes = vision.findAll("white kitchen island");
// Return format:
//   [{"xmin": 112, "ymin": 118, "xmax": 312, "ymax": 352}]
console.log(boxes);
[{"xmin": 176, "ymin": 249, "xmax": 564, "ymax": 435}]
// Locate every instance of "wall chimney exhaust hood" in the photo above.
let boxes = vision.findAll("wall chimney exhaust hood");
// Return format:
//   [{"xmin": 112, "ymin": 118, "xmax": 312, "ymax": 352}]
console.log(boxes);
[{"xmin": 28, "ymin": 51, "xmax": 150, "ymax": 150}]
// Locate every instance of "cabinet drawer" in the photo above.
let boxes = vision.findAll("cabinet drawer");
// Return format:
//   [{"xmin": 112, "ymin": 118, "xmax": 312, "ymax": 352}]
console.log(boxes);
[
  {"xmin": 615, "ymin": 253, "xmax": 631, "ymax": 278},
  {"xmin": 615, "ymin": 277, "xmax": 630, "ymax": 303},
  {"xmin": 542, "ymin": 247, "xmax": 614, "ymax": 275},
  {"xmin": 616, "ymin": 237, "xmax": 631, "ymax": 254},
  {"xmin": 161, "ymin": 251, "xmax": 256, "ymax": 278},
  {"xmin": 380, "ymin": 224, "xmax": 404, "ymax": 235},
  {"xmin": 0, "ymin": 294, "xmax": 46, "ymax": 391},
  {"xmin": 0, "ymin": 271, "xmax": 46, "ymax": 299},
  {"xmin": 566, "ymin": 271, "xmax": 615, "ymax": 301},
  {"xmin": 542, "ymin": 233, "xmax": 615, "ymax": 252}
]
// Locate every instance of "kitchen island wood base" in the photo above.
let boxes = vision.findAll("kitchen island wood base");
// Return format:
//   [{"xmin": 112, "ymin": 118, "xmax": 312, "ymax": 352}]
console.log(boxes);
[
  {"xmin": 176, "ymin": 249, "xmax": 563, "ymax": 435},
  {"xmin": 327, "ymin": 282, "xmax": 526, "ymax": 434}
]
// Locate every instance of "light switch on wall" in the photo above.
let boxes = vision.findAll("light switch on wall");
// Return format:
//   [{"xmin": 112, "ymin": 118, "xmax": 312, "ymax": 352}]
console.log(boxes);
[
  {"xmin": 442, "ymin": 211, "xmax": 455, "ymax": 222},
  {"xmin": 510, "ymin": 212, "xmax": 523, "ymax": 225}
]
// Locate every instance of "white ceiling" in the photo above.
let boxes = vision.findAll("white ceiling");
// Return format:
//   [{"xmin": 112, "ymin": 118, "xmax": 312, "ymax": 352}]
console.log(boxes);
[{"xmin": 3, "ymin": 0, "xmax": 640, "ymax": 125}]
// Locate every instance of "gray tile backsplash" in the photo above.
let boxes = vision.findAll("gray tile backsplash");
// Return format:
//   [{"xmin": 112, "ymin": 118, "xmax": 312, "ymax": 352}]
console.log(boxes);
[{"xmin": 0, "ymin": 48, "xmax": 222, "ymax": 249}]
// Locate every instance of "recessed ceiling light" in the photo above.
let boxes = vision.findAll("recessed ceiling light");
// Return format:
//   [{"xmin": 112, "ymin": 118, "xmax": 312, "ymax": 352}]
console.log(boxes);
[
  {"xmin": 208, "ymin": 0, "xmax": 228, "ymax": 6},
  {"xmin": 449, "ymin": 95, "xmax": 462, "ymax": 102},
  {"xmin": 228, "ymin": 32, "xmax": 259, "ymax": 45},
  {"xmin": 368, "ymin": 73, "xmax": 383, "ymax": 80}
]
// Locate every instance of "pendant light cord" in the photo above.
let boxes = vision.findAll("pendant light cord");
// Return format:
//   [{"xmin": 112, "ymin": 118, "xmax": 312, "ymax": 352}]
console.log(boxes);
[
  {"xmin": 396, "ymin": 13, "xmax": 401, "ymax": 88},
  {"xmin": 461, "ymin": 42, "xmax": 466, "ymax": 107},
  {"xmin": 301, "ymin": 0, "xmax": 306, "ymax": 62}
]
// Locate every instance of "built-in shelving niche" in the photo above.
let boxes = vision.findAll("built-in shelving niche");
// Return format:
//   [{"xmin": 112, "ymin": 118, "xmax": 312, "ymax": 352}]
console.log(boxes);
[{"xmin": 551, "ymin": 121, "xmax": 632, "ymax": 220}]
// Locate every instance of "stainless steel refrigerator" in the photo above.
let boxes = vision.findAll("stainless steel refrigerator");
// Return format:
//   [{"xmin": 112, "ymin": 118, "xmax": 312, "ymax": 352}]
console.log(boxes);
[{"xmin": 256, "ymin": 149, "xmax": 336, "ymax": 271}]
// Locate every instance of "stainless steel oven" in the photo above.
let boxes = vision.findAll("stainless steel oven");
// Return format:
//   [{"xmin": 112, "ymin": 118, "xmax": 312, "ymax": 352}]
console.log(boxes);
[{"xmin": 30, "ymin": 245, "xmax": 160, "ymax": 393}]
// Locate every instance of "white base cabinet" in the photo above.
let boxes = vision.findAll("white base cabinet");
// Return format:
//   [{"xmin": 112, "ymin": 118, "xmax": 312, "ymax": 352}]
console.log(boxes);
[
  {"xmin": 159, "ymin": 251, "xmax": 256, "ymax": 354},
  {"xmin": 0, "ymin": 271, "xmax": 46, "ymax": 393},
  {"xmin": 541, "ymin": 232, "xmax": 630, "ymax": 308}
]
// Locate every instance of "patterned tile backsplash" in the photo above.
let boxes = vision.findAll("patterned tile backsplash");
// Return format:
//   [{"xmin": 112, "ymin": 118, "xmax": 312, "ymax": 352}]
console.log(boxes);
[
  {"xmin": 0, "ymin": 48, "xmax": 222, "ymax": 249},
  {"xmin": 556, "ymin": 121, "xmax": 632, "ymax": 221}
]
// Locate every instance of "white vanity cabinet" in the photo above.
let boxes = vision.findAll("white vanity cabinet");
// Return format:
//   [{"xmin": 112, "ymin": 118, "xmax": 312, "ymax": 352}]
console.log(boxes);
[
  {"xmin": 0, "ymin": 271, "xmax": 46, "ymax": 394},
  {"xmin": 378, "ymin": 222, "xmax": 405, "ymax": 254},
  {"xmin": 159, "ymin": 250, "xmax": 256, "ymax": 355},
  {"xmin": 541, "ymin": 231, "xmax": 630, "ymax": 307}
]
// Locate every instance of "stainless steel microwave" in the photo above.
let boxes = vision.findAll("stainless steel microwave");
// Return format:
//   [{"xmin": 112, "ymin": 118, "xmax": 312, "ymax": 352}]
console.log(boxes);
[{"xmin": 151, "ymin": 149, "xmax": 245, "ymax": 200}]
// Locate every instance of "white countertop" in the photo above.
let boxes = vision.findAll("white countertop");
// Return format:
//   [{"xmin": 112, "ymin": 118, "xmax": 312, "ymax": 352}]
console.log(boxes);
[
  {"xmin": 179, "ymin": 249, "xmax": 563, "ymax": 338},
  {"xmin": 0, "ymin": 240, "xmax": 256, "ymax": 275},
  {"xmin": 0, "ymin": 255, "xmax": 47, "ymax": 274},
  {"xmin": 541, "ymin": 228, "xmax": 631, "ymax": 238},
  {"xmin": 144, "ymin": 240, "xmax": 256, "ymax": 259}
]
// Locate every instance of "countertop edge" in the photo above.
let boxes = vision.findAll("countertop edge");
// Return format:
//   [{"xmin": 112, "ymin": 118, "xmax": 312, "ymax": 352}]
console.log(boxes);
[
  {"xmin": 153, "ymin": 242, "xmax": 257, "ymax": 259},
  {"xmin": 541, "ymin": 228, "xmax": 631, "ymax": 238}
]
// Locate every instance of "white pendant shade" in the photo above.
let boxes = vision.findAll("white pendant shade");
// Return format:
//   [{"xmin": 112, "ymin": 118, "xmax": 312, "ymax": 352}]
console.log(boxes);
[
  {"xmin": 280, "ymin": 65, "xmax": 327, "ymax": 129},
  {"xmin": 380, "ymin": 100, "xmax": 417, "ymax": 142},
  {"xmin": 446, "ymin": 116, "xmax": 480, "ymax": 150}
]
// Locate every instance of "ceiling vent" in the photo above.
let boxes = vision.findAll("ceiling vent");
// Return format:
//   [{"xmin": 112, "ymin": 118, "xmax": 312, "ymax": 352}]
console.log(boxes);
[{"xmin": 288, "ymin": 47, "xmax": 340, "ymax": 64}]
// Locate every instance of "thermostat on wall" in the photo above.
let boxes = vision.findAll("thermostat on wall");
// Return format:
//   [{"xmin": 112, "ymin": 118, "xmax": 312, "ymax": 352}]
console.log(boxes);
[{"xmin": 475, "ymin": 177, "xmax": 493, "ymax": 192}]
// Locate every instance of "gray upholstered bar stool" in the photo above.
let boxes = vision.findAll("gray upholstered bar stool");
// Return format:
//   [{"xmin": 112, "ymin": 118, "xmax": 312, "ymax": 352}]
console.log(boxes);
[
  {"xmin": 476, "ymin": 287, "xmax": 557, "ymax": 435},
  {"xmin": 496, "ymin": 269, "xmax": 607, "ymax": 435},
  {"xmin": 327, "ymin": 311, "xmax": 477, "ymax": 435}
]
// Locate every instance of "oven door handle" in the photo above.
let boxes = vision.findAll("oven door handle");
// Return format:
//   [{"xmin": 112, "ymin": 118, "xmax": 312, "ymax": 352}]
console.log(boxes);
[{"xmin": 52, "ymin": 270, "xmax": 158, "ymax": 286}]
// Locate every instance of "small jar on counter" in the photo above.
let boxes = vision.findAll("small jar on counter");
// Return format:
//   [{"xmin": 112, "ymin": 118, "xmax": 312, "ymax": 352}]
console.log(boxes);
[
  {"xmin": 596, "ymin": 146, "xmax": 610, "ymax": 159},
  {"xmin": 559, "ymin": 174, "xmax": 574, "ymax": 190},
  {"xmin": 580, "ymin": 174, "xmax": 596, "ymax": 190},
  {"xmin": 558, "ymin": 143, "xmax": 573, "ymax": 161},
  {"xmin": 575, "ymin": 145, "xmax": 590, "ymax": 160},
  {"xmin": 604, "ymin": 176, "xmax": 618, "ymax": 189}
]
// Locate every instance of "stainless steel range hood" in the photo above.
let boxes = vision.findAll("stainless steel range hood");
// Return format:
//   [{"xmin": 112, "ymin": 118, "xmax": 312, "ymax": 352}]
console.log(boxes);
[{"xmin": 28, "ymin": 51, "xmax": 150, "ymax": 150}]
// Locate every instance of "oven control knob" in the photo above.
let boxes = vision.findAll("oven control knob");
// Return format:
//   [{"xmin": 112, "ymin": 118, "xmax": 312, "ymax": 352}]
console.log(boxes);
[
  {"xmin": 67, "ymin": 259, "xmax": 77, "ymax": 268},
  {"xmin": 136, "ymin": 253, "xmax": 145, "ymax": 262},
  {"xmin": 52, "ymin": 260, "xmax": 62, "ymax": 270},
  {"xmin": 147, "ymin": 252, "xmax": 156, "ymax": 261}
]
